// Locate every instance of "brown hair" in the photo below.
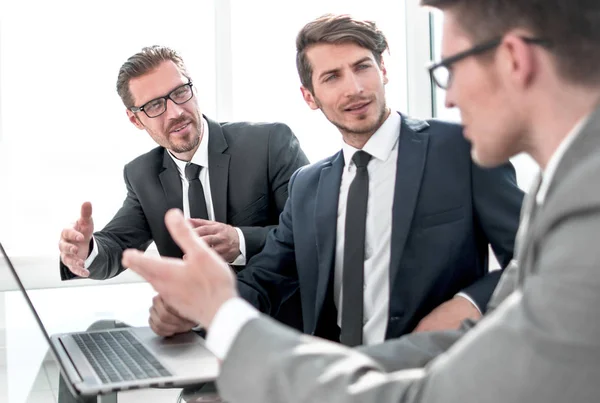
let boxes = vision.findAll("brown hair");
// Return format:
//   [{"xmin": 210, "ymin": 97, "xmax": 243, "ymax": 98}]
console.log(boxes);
[
  {"xmin": 421, "ymin": 0, "xmax": 600, "ymax": 85},
  {"xmin": 116, "ymin": 45, "xmax": 191, "ymax": 108},
  {"xmin": 296, "ymin": 14, "xmax": 389, "ymax": 93}
]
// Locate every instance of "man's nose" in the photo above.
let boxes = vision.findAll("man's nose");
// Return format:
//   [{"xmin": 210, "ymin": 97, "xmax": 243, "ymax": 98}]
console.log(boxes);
[
  {"xmin": 164, "ymin": 98, "xmax": 185, "ymax": 119},
  {"xmin": 343, "ymin": 73, "xmax": 364, "ymax": 97}
]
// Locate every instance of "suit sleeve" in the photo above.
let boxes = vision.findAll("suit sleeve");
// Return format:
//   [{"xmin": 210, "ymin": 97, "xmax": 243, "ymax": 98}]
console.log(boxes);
[
  {"xmin": 59, "ymin": 166, "xmax": 153, "ymax": 281},
  {"xmin": 218, "ymin": 195, "xmax": 600, "ymax": 403},
  {"xmin": 236, "ymin": 169, "xmax": 301, "ymax": 318},
  {"xmin": 239, "ymin": 123, "xmax": 309, "ymax": 259},
  {"xmin": 459, "ymin": 161, "xmax": 524, "ymax": 311}
]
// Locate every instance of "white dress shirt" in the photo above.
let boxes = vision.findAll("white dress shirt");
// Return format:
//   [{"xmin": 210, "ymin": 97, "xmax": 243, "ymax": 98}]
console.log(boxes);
[
  {"xmin": 85, "ymin": 117, "xmax": 246, "ymax": 267},
  {"xmin": 333, "ymin": 111, "xmax": 400, "ymax": 345}
]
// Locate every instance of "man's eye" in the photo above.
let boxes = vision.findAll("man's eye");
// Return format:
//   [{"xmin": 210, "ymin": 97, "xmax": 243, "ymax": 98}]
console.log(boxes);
[
  {"xmin": 172, "ymin": 88, "xmax": 188, "ymax": 99},
  {"xmin": 145, "ymin": 100, "xmax": 163, "ymax": 112}
]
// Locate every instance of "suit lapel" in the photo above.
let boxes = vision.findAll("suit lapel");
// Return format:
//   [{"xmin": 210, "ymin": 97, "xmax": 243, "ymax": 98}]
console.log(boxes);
[
  {"xmin": 513, "ymin": 173, "xmax": 541, "ymax": 280},
  {"xmin": 389, "ymin": 116, "xmax": 430, "ymax": 289},
  {"xmin": 520, "ymin": 104, "xmax": 600, "ymax": 279},
  {"xmin": 313, "ymin": 152, "xmax": 344, "ymax": 331},
  {"xmin": 206, "ymin": 117, "xmax": 230, "ymax": 223},
  {"xmin": 159, "ymin": 150, "xmax": 184, "ymax": 212}
]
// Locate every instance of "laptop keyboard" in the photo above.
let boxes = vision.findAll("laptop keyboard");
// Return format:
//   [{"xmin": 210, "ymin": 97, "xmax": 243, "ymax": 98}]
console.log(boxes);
[{"xmin": 72, "ymin": 330, "xmax": 172, "ymax": 384}]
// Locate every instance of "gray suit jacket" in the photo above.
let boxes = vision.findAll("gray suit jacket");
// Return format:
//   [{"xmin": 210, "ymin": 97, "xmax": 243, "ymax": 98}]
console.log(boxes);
[{"xmin": 216, "ymin": 105, "xmax": 600, "ymax": 403}]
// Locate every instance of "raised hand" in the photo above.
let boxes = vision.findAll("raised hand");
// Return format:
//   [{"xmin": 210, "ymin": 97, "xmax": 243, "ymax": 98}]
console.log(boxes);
[
  {"xmin": 58, "ymin": 202, "xmax": 94, "ymax": 277},
  {"xmin": 123, "ymin": 209, "xmax": 238, "ymax": 329}
]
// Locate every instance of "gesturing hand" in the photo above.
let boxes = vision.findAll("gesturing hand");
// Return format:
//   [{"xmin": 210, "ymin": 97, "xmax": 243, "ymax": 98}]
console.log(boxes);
[
  {"xmin": 123, "ymin": 209, "xmax": 238, "ymax": 329},
  {"xmin": 149, "ymin": 295, "xmax": 197, "ymax": 337},
  {"xmin": 58, "ymin": 202, "xmax": 94, "ymax": 277},
  {"xmin": 188, "ymin": 219, "xmax": 241, "ymax": 263}
]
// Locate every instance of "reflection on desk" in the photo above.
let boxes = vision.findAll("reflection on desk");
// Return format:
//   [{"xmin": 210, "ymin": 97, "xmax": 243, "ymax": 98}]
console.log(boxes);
[{"xmin": 1, "ymin": 283, "xmax": 189, "ymax": 403}]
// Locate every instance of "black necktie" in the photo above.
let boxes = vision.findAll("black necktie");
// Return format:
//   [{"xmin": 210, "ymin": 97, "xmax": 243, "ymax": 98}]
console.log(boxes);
[
  {"xmin": 340, "ymin": 150, "xmax": 372, "ymax": 346},
  {"xmin": 185, "ymin": 163, "xmax": 209, "ymax": 220}
]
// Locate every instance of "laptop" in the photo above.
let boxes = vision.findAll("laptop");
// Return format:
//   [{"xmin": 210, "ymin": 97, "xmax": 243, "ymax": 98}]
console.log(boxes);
[{"xmin": 0, "ymin": 242, "xmax": 219, "ymax": 398}]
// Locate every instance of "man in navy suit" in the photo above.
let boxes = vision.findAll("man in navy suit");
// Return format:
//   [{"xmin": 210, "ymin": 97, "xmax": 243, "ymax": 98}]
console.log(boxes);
[
  {"xmin": 156, "ymin": 15, "xmax": 524, "ymax": 345},
  {"xmin": 231, "ymin": 14, "xmax": 523, "ymax": 344}
]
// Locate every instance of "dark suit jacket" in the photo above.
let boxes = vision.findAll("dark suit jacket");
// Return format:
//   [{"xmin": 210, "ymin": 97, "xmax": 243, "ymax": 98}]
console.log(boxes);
[
  {"xmin": 237, "ymin": 113, "xmax": 524, "ymax": 340},
  {"xmin": 60, "ymin": 116, "xmax": 309, "ymax": 281}
]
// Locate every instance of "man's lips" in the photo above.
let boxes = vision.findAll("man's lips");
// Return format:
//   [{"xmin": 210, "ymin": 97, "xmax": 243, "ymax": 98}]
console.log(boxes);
[
  {"xmin": 169, "ymin": 122, "xmax": 191, "ymax": 133},
  {"xmin": 344, "ymin": 100, "xmax": 371, "ymax": 111}
]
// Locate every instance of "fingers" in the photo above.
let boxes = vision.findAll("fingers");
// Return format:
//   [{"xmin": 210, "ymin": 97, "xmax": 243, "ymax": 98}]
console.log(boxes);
[
  {"xmin": 165, "ymin": 209, "xmax": 210, "ymax": 256},
  {"xmin": 61, "ymin": 228, "xmax": 84, "ymax": 244},
  {"xmin": 188, "ymin": 218, "xmax": 212, "ymax": 228},
  {"xmin": 122, "ymin": 249, "xmax": 184, "ymax": 292},
  {"xmin": 149, "ymin": 295, "xmax": 196, "ymax": 337},
  {"xmin": 193, "ymin": 224, "xmax": 221, "ymax": 237},
  {"xmin": 59, "ymin": 226, "xmax": 90, "ymax": 277},
  {"xmin": 58, "ymin": 239, "xmax": 78, "ymax": 255},
  {"xmin": 154, "ymin": 295, "xmax": 196, "ymax": 325},
  {"xmin": 200, "ymin": 235, "xmax": 220, "ymax": 248},
  {"xmin": 60, "ymin": 254, "xmax": 89, "ymax": 277}
]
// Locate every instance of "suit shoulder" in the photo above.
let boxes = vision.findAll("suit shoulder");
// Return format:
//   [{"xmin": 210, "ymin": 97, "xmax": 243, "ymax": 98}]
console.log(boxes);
[
  {"xmin": 552, "ymin": 154, "xmax": 600, "ymax": 211},
  {"xmin": 425, "ymin": 118, "xmax": 465, "ymax": 140},
  {"xmin": 219, "ymin": 121, "xmax": 294, "ymax": 141},
  {"xmin": 123, "ymin": 146, "xmax": 164, "ymax": 175},
  {"xmin": 291, "ymin": 153, "xmax": 340, "ymax": 182}
]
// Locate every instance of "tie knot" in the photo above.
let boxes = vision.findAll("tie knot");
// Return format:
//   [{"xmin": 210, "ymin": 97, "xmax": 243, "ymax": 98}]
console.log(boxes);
[
  {"xmin": 185, "ymin": 163, "xmax": 202, "ymax": 181},
  {"xmin": 352, "ymin": 150, "xmax": 372, "ymax": 169}
]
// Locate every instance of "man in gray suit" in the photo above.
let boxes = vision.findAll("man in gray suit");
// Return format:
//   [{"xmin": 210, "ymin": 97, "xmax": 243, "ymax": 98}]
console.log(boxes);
[{"xmin": 123, "ymin": 1, "xmax": 600, "ymax": 402}]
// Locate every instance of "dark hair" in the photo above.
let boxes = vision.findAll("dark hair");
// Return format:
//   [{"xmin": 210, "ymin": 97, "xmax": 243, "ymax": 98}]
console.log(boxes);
[
  {"xmin": 421, "ymin": 0, "xmax": 600, "ymax": 85},
  {"xmin": 296, "ymin": 14, "xmax": 389, "ymax": 93},
  {"xmin": 116, "ymin": 45, "xmax": 191, "ymax": 108}
]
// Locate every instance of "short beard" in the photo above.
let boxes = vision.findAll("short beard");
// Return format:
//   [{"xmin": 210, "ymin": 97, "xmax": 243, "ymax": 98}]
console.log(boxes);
[
  {"xmin": 163, "ymin": 109, "xmax": 203, "ymax": 154},
  {"xmin": 314, "ymin": 95, "xmax": 389, "ymax": 138},
  {"xmin": 331, "ymin": 104, "xmax": 388, "ymax": 136},
  {"xmin": 169, "ymin": 129, "xmax": 201, "ymax": 153}
]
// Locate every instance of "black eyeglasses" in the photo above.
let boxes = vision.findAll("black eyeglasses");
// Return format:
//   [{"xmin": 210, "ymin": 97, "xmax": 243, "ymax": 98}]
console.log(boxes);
[
  {"xmin": 130, "ymin": 81, "xmax": 194, "ymax": 118},
  {"xmin": 427, "ymin": 37, "xmax": 550, "ymax": 90}
]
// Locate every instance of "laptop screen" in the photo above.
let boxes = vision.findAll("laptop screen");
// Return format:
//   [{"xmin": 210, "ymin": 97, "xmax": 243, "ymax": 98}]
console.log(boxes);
[{"xmin": 0, "ymin": 242, "xmax": 75, "ymax": 385}]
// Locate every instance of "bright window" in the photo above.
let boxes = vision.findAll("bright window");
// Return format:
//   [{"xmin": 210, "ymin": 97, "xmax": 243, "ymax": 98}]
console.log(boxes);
[
  {"xmin": 0, "ymin": 1, "xmax": 216, "ymax": 257},
  {"xmin": 225, "ymin": 0, "xmax": 408, "ymax": 162}
]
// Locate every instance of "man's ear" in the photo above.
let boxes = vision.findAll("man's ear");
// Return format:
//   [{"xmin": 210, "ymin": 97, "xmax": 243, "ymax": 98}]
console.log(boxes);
[
  {"xmin": 380, "ymin": 57, "xmax": 389, "ymax": 85},
  {"xmin": 300, "ymin": 86, "xmax": 320, "ymax": 110},
  {"xmin": 499, "ymin": 32, "xmax": 536, "ymax": 90},
  {"xmin": 126, "ymin": 109, "xmax": 145, "ymax": 130}
]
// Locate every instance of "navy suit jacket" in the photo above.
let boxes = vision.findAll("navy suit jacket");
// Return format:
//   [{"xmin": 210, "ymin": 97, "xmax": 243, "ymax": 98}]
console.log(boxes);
[{"xmin": 237, "ymin": 113, "xmax": 524, "ymax": 340}]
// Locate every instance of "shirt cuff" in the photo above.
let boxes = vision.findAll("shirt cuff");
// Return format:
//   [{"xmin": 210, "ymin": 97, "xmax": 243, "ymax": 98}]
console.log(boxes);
[
  {"xmin": 455, "ymin": 292, "xmax": 482, "ymax": 315},
  {"xmin": 83, "ymin": 236, "xmax": 99, "ymax": 269},
  {"xmin": 205, "ymin": 297, "xmax": 259, "ymax": 361},
  {"xmin": 230, "ymin": 227, "xmax": 247, "ymax": 266}
]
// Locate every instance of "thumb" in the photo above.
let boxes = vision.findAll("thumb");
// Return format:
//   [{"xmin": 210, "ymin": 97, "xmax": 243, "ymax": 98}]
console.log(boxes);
[
  {"xmin": 165, "ymin": 209, "xmax": 210, "ymax": 256},
  {"xmin": 80, "ymin": 202, "xmax": 93, "ymax": 223}
]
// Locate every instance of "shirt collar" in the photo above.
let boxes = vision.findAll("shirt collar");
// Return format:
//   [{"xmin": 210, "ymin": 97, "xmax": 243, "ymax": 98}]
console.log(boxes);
[
  {"xmin": 536, "ymin": 115, "xmax": 590, "ymax": 205},
  {"xmin": 341, "ymin": 111, "xmax": 400, "ymax": 167},
  {"xmin": 169, "ymin": 117, "xmax": 210, "ymax": 177}
]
